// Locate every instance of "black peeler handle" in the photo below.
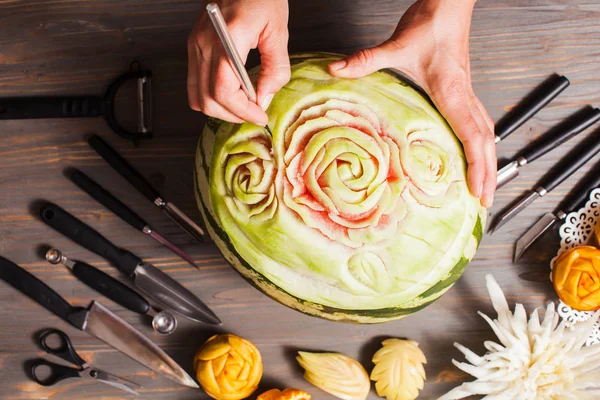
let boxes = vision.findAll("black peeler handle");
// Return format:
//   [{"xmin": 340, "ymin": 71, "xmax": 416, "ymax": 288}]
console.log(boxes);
[{"xmin": 0, "ymin": 97, "xmax": 102, "ymax": 120}]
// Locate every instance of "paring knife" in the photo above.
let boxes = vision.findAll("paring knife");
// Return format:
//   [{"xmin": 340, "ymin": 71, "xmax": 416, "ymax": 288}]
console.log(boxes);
[
  {"xmin": 68, "ymin": 168, "xmax": 198, "ymax": 269},
  {"xmin": 0, "ymin": 256, "xmax": 198, "ymax": 388},
  {"xmin": 514, "ymin": 159, "xmax": 600, "ymax": 262},
  {"xmin": 496, "ymin": 106, "xmax": 600, "ymax": 189},
  {"xmin": 490, "ymin": 129, "xmax": 600, "ymax": 233},
  {"xmin": 40, "ymin": 202, "xmax": 221, "ymax": 325},
  {"xmin": 494, "ymin": 74, "xmax": 570, "ymax": 143},
  {"xmin": 88, "ymin": 134, "xmax": 206, "ymax": 243}
]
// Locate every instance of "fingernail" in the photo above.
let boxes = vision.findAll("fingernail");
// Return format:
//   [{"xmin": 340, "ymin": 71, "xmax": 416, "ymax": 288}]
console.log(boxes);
[
  {"xmin": 260, "ymin": 93, "xmax": 274, "ymax": 111},
  {"xmin": 472, "ymin": 182, "xmax": 483, "ymax": 199},
  {"xmin": 329, "ymin": 60, "xmax": 347, "ymax": 71}
]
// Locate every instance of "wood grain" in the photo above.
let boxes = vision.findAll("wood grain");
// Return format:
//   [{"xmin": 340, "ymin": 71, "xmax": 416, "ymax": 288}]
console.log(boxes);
[{"xmin": 1, "ymin": 0, "xmax": 599, "ymax": 398}]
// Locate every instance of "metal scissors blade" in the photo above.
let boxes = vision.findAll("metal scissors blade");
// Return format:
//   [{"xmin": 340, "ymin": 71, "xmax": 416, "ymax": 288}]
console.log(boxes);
[{"xmin": 82, "ymin": 367, "xmax": 141, "ymax": 395}]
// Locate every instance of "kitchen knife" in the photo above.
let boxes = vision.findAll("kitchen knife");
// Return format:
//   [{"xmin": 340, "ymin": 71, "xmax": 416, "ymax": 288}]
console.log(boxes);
[
  {"xmin": 88, "ymin": 134, "xmax": 205, "ymax": 242},
  {"xmin": 0, "ymin": 256, "xmax": 198, "ymax": 388},
  {"xmin": 490, "ymin": 129, "xmax": 600, "ymax": 233},
  {"xmin": 68, "ymin": 168, "xmax": 198, "ymax": 268},
  {"xmin": 40, "ymin": 202, "xmax": 221, "ymax": 325},
  {"xmin": 495, "ymin": 74, "xmax": 570, "ymax": 143},
  {"xmin": 497, "ymin": 106, "xmax": 600, "ymax": 189},
  {"xmin": 513, "ymin": 159, "xmax": 600, "ymax": 262}
]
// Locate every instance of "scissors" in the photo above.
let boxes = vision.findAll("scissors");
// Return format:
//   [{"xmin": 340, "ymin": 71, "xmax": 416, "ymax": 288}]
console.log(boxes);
[{"xmin": 30, "ymin": 328, "xmax": 141, "ymax": 395}]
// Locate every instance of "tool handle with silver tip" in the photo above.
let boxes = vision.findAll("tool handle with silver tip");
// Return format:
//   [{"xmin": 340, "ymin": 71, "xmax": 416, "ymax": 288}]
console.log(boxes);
[
  {"xmin": 70, "ymin": 168, "xmax": 147, "ymax": 232},
  {"xmin": 88, "ymin": 134, "xmax": 161, "ymax": 203},
  {"xmin": 495, "ymin": 74, "xmax": 570, "ymax": 141},
  {"xmin": 539, "ymin": 130, "xmax": 600, "ymax": 193},
  {"xmin": 519, "ymin": 106, "xmax": 600, "ymax": 163},
  {"xmin": 71, "ymin": 260, "xmax": 150, "ymax": 315},
  {"xmin": 0, "ymin": 257, "xmax": 80, "ymax": 327},
  {"xmin": 556, "ymin": 158, "xmax": 600, "ymax": 214},
  {"xmin": 40, "ymin": 203, "xmax": 141, "ymax": 277}
]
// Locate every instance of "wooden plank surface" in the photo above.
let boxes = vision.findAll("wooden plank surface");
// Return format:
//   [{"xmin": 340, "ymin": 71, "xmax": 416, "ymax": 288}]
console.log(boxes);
[{"xmin": 1, "ymin": 0, "xmax": 599, "ymax": 398}]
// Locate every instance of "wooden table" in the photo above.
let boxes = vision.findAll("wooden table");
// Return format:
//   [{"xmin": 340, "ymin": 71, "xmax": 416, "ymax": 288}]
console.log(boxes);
[{"xmin": 1, "ymin": 1, "xmax": 599, "ymax": 398}]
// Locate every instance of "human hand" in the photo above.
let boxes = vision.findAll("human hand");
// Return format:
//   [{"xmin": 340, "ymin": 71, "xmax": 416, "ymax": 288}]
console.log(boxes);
[
  {"xmin": 328, "ymin": 0, "xmax": 495, "ymax": 208},
  {"xmin": 187, "ymin": 0, "xmax": 290, "ymax": 125}
]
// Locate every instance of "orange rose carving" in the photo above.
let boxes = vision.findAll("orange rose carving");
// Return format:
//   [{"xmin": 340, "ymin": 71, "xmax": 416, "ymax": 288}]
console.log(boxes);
[
  {"xmin": 257, "ymin": 388, "xmax": 311, "ymax": 400},
  {"xmin": 552, "ymin": 245, "xmax": 600, "ymax": 311}
]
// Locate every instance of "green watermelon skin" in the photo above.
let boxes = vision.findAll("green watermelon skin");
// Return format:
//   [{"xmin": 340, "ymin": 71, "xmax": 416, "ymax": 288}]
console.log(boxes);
[{"xmin": 195, "ymin": 52, "xmax": 486, "ymax": 324}]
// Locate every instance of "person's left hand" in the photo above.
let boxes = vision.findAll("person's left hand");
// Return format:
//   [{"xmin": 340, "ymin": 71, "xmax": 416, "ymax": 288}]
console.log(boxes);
[{"xmin": 328, "ymin": 0, "xmax": 496, "ymax": 208}]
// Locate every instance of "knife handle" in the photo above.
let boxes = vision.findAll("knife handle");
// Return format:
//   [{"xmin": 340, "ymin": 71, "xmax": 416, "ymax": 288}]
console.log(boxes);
[
  {"xmin": 0, "ymin": 96, "xmax": 102, "ymax": 120},
  {"xmin": 69, "ymin": 169, "xmax": 147, "ymax": 232},
  {"xmin": 519, "ymin": 106, "xmax": 600, "ymax": 163},
  {"xmin": 540, "ymin": 130, "xmax": 600, "ymax": 193},
  {"xmin": 557, "ymin": 158, "xmax": 600, "ymax": 213},
  {"xmin": 88, "ymin": 134, "xmax": 161, "ymax": 203},
  {"xmin": 40, "ymin": 203, "xmax": 141, "ymax": 277},
  {"xmin": 71, "ymin": 261, "xmax": 150, "ymax": 315},
  {"xmin": 0, "ymin": 257, "xmax": 78, "ymax": 326},
  {"xmin": 495, "ymin": 74, "xmax": 570, "ymax": 140}
]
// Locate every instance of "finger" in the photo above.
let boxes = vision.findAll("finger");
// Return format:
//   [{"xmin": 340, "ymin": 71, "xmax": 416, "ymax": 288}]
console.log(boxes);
[
  {"xmin": 187, "ymin": 37, "xmax": 201, "ymax": 111},
  {"xmin": 256, "ymin": 28, "xmax": 291, "ymax": 110},
  {"xmin": 211, "ymin": 55, "xmax": 268, "ymax": 125},
  {"xmin": 474, "ymin": 96, "xmax": 497, "ymax": 207},
  {"xmin": 328, "ymin": 40, "xmax": 405, "ymax": 79},
  {"xmin": 198, "ymin": 47, "xmax": 244, "ymax": 123},
  {"xmin": 430, "ymin": 76, "xmax": 488, "ymax": 199}
]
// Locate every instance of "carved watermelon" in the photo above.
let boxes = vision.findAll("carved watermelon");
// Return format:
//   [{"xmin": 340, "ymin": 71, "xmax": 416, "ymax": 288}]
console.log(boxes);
[{"xmin": 195, "ymin": 52, "xmax": 486, "ymax": 323}]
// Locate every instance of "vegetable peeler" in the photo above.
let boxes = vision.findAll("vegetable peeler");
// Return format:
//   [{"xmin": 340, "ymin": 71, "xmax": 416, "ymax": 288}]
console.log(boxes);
[{"xmin": 0, "ymin": 62, "xmax": 152, "ymax": 141}]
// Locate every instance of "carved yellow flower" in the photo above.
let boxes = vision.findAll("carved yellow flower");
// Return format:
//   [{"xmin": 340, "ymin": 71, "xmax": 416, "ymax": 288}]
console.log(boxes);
[
  {"xmin": 194, "ymin": 334, "xmax": 263, "ymax": 400},
  {"xmin": 257, "ymin": 388, "xmax": 312, "ymax": 400}
]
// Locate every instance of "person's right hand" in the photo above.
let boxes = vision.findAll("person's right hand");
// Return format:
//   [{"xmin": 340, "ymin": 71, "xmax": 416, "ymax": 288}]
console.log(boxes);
[{"xmin": 187, "ymin": 0, "xmax": 290, "ymax": 125}]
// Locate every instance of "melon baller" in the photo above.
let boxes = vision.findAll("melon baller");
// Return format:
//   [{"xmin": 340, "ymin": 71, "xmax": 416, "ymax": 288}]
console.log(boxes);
[{"xmin": 0, "ymin": 62, "xmax": 152, "ymax": 141}]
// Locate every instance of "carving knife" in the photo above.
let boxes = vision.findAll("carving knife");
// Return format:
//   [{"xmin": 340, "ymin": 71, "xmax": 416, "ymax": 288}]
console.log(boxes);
[
  {"xmin": 490, "ymin": 129, "xmax": 600, "ymax": 233},
  {"xmin": 88, "ymin": 134, "xmax": 205, "ymax": 243},
  {"xmin": 494, "ymin": 74, "xmax": 570, "ymax": 143},
  {"xmin": 40, "ymin": 202, "xmax": 221, "ymax": 325},
  {"xmin": 514, "ymin": 159, "xmax": 600, "ymax": 262},
  {"xmin": 0, "ymin": 256, "xmax": 198, "ymax": 388},
  {"xmin": 68, "ymin": 168, "xmax": 199, "ymax": 269},
  {"xmin": 496, "ymin": 106, "xmax": 600, "ymax": 189}
]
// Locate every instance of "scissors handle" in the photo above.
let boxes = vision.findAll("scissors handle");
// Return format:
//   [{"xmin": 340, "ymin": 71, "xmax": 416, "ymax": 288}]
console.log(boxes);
[
  {"xmin": 30, "ymin": 358, "xmax": 81, "ymax": 386},
  {"xmin": 39, "ymin": 329, "xmax": 87, "ymax": 367}
]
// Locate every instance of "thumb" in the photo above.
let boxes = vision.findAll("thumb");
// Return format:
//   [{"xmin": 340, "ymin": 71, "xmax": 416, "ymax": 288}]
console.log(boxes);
[
  {"xmin": 328, "ymin": 41, "xmax": 402, "ymax": 78},
  {"xmin": 256, "ymin": 29, "xmax": 291, "ymax": 111}
]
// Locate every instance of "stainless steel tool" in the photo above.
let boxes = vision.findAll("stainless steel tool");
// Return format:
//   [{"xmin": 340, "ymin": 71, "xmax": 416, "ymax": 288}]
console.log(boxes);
[
  {"xmin": 45, "ymin": 248, "xmax": 178, "ymax": 335},
  {"xmin": 40, "ymin": 202, "xmax": 221, "ymax": 325},
  {"xmin": 0, "ymin": 62, "xmax": 152, "ymax": 141},
  {"xmin": 494, "ymin": 74, "xmax": 570, "ymax": 144},
  {"xmin": 88, "ymin": 134, "xmax": 206, "ymax": 243},
  {"xmin": 513, "ymin": 159, "xmax": 600, "ymax": 262},
  {"xmin": 206, "ymin": 2, "xmax": 273, "ymax": 134},
  {"xmin": 496, "ymin": 106, "xmax": 600, "ymax": 189},
  {"xmin": 0, "ymin": 257, "xmax": 198, "ymax": 388},
  {"xmin": 490, "ymin": 129, "xmax": 600, "ymax": 233},
  {"xmin": 68, "ymin": 168, "xmax": 198, "ymax": 268},
  {"xmin": 30, "ymin": 328, "xmax": 141, "ymax": 395}
]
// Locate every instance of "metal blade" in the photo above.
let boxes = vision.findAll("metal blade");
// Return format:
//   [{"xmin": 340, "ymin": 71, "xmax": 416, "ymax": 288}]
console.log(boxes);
[
  {"xmin": 133, "ymin": 262, "xmax": 221, "ymax": 325},
  {"xmin": 496, "ymin": 159, "xmax": 522, "ymax": 189},
  {"xmin": 83, "ymin": 368, "xmax": 141, "ymax": 395},
  {"xmin": 490, "ymin": 190, "xmax": 541, "ymax": 234},
  {"xmin": 148, "ymin": 230, "xmax": 199, "ymax": 269},
  {"xmin": 513, "ymin": 212, "xmax": 558, "ymax": 262},
  {"xmin": 80, "ymin": 301, "xmax": 199, "ymax": 388},
  {"xmin": 161, "ymin": 202, "xmax": 205, "ymax": 242}
]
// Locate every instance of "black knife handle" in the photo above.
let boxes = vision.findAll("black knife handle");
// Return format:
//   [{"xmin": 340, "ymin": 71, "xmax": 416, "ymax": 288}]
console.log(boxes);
[
  {"xmin": 69, "ymin": 169, "xmax": 147, "ymax": 232},
  {"xmin": 495, "ymin": 74, "xmax": 570, "ymax": 140},
  {"xmin": 0, "ymin": 97, "xmax": 102, "ymax": 120},
  {"xmin": 0, "ymin": 257, "xmax": 78, "ymax": 326},
  {"xmin": 40, "ymin": 203, "xmax": 141, "ymax": 276},
  {"xmin": 540, "ymin": 130, "xmax": 600, "ymax": 193},
  {"xmin": 88, "ymin": 134, "xmax": 161, "ymax": 203},
  {"xmin": 557, "ymin": 158, "xmax": 600, "ymax": 213},
  {"xmin": 71, "ymin": 261, "xmax": 150, "ymax": 315},
  {"xmin": 520, "ymin": 106, "xmax": 600, "ymax": 163}
]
